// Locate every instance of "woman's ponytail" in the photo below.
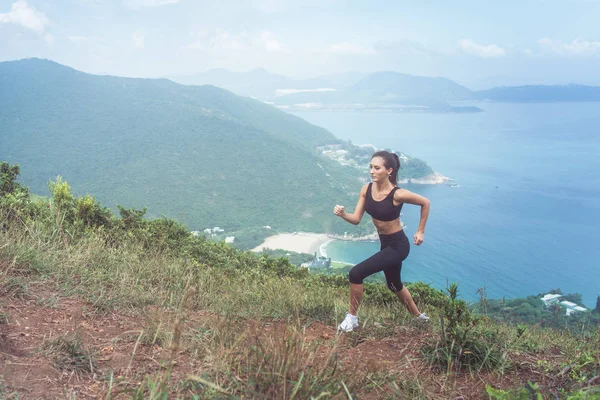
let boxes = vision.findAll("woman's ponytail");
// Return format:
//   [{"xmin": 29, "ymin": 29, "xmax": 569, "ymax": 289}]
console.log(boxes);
[{"xmin": 390, "ymin": 153, "xmax": 400, "ymax": 185}]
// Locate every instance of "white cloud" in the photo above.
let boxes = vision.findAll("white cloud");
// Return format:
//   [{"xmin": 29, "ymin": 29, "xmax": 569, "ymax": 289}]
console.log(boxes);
[
  {"xmin": 0, "ymin": 0, "xmax": 51, "ymax": 34},
  {"xmin": 124, "ymin": 0, "xmax": 180, "ymax": 9},
  {"xmin": 260, "ymin": 31, "xmax": 282, "ymax": 52},
  {"xmin": 252, "ymin": 0, "xmax": 282, "ymax": 13},
  {"xmin": 458, "ymin": 39, "xmax": 505, "ymax": 58},
  {"xmin": 68, "ymin": 35, "xmax": 89, "ymax": 44},
  {"xmin": 250, "ymin": 0, "xmax": 345, "ymax": 13},
  {"xmin": 538, "ymin": 38, "xmax": 600, "ymax": 56},
  {"xmin": 374, "ymin": 39, "xmax": 435, "ymax": 57},
  {"xmin": 184, "ymin": 30, "xmax": 285, "ymax": 52},
  {"xmin": 44, "ymin": 33, "xmax": 54, "ymax": 44},
  {"xmin": 330, "ymin": 41, "xmax": 374, "ymax": 55},
  {"xmin": 132, "ymin": 30, "xmax": 145, "ymax": 48},
  {"xmin": 185, "ymin": 30, "xmax": 245, "ymax": 50}
]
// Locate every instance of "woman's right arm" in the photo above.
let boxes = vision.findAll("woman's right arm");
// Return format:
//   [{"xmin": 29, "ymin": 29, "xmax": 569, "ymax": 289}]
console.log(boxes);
[{"xmin": 333, "ymin": 185, "xmax": 368, "ymax": 225}]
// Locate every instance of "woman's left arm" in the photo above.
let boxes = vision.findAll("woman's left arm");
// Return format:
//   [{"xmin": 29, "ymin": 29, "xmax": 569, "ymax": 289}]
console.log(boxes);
[{"xmin": 394, "ymin": 189, "xmax": 431, "ymax": 246}]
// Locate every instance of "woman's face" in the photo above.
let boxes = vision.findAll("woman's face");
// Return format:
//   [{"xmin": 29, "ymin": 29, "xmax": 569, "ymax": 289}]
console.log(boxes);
[{"xmin": 370, "ymin": 156, "xmax": 392, "ymax": 183}]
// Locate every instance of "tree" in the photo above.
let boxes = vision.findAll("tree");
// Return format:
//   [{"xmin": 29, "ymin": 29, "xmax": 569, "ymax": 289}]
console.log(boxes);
[
  {"xmin": 595, "ymin": 295, "xmax": 600, "ymax": 314},
  {"xmin": 563, "ymin": 293, "xmax": 583, "ymax": 304},
  {"xmin": 0, "ymin": 162, "xmax": 27, "ymax": 197}
]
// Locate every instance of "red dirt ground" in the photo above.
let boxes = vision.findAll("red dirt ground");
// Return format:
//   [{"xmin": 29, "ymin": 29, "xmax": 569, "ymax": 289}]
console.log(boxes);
[{"xmin": 0, "ymin": 282, "xmax": 591, "ymax": 399}]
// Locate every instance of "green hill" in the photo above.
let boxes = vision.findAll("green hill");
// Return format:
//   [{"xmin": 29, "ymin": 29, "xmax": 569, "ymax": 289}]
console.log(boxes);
[{"xmin": 0, "ymin": 58, "xmax": 394, "ymax": 234}]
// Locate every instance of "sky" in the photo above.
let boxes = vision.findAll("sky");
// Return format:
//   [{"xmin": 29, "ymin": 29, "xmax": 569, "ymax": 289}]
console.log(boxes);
[{"xmin": 1, "ymin": 0, "xmax": 600, "ymax": 88}]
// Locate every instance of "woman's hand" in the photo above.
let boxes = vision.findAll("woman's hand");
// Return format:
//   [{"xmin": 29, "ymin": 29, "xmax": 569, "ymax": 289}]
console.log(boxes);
[
  {"xmin": 333, "ymin": 205, "xmax": 345, "ymax": 216},
  {"xmin": 413, "ymin": 231, "xmax": 424, "ymax": 246}
]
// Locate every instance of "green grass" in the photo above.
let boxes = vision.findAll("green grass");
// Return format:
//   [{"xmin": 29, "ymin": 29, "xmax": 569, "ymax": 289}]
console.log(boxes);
[
  {"xmin": 3, "ymin": 220, "xmax": 598, "ymax": 397},
  {"xmin": 2, "ymin": 172, "xmax": 599, "ymax": 398}
]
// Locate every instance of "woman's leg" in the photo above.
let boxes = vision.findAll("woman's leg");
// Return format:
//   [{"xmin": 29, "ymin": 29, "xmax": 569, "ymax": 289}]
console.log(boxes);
[
  {"xmin": 380, "ymin": 233, "xmax": 426, "ymax": 319},
  {"xmin": 349, "ymin": 283, "xmax": 363, "ymax": 315},
  {"xmin": 347, "ymin": 248, "xmax": 393, "ymax": 315},
  {"xmin": 382, "ymin": 265, "xmax": 420, "ymax": 316},
  {"xmin": 396, "ymin": 286, "xmax": 420, "ymax": 316},
  {"xmin": 348, "ymin": 283, "xmax": 422, "ymax": 316}
]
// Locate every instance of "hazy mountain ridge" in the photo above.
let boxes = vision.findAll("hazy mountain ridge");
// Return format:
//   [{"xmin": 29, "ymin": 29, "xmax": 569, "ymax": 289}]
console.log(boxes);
[
  {"xmin": 169, "ymin": 68, "xmax": 367, "ymax": 101},
  {"xmin": 170, "ymin": 68, "xmax": 600, "ymax": 112},
  {"xmin": 272, "ymin": 71, "xmax": 481, "ymax": 113}
]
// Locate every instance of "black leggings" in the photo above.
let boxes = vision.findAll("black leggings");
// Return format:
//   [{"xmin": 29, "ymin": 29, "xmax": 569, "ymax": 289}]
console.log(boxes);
[{"xmin": 348, "ymin": 230, "xmax": 410, "ymax": 293}]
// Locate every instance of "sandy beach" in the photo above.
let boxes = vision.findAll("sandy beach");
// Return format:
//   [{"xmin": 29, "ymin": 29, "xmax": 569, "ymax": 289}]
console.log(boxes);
[{"xmin": 252, "ymin": 232, "xmax": 331, "ymax": 255}]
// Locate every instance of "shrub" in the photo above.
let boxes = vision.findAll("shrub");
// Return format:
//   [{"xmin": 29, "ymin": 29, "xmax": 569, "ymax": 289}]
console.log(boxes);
[{"xmin": 421, "ymin": 283, "xmax": 509, "ymax": 373}]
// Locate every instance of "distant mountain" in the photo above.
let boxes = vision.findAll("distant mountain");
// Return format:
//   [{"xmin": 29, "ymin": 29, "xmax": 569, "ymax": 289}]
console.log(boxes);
[
  {"xmin": 273, "ymin": 71, "xmax": 480, "ymax": 113},
  {"xmin": 351, "ymin": 72, "xmax": 473, "ymax": 102},
  {"xmin": 0, "ymin": 58, "xmax": 435, "ymax": 235},
  {"xmin": 169, "ymin": 68, "xmax": 366, "ymax": 100},
  {"xmin": 170, "ymin": 68, "xmax": 294, "ymax": 99},
  {"xmin": 171, "ymin": 68, "xmax": 600, "ymax": 110},
  {"xmin": 310, "ymin": 71, "xmax": 368, "ymax": 88},
  {"xmin": 475, "ymin": 84, "xmax": 600, "ymax": 102}
]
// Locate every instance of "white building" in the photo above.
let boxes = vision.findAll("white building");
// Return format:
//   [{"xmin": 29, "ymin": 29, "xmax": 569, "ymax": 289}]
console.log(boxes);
[
  {"xmin": 225, "ymin": 236, "xmax": 235, "ymax": 244},
  {"xmin": 541, "ymin": 293, "xmax": 562, "ymax": 306},
  {"xmin": 540, "ymin": 294, "xmax": 588, "ymax": 316},
  {"xmin": 204, "ymin": 227, "xmax": 225, "ymax": 234},
  {"xmin": 560, "ymin": 301, "xmax": 588, "ymax": 316}
]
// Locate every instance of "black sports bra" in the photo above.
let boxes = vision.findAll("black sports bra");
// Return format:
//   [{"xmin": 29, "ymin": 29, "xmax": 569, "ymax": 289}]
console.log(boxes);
[{"xmin": 364, "ymin": 183, "xmax": 403, "ymax": 221}]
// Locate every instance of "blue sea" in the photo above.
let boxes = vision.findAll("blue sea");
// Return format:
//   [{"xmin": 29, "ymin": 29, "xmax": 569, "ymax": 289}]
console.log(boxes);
[{"xmin": 292, "ymin": 103, "xmax": 600, "ymax": 307}]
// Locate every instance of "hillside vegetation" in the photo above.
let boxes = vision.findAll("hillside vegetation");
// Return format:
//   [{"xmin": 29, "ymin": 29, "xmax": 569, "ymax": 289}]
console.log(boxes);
[
  {"xmin": 0, "ymin": 59, "xmax": 438, "ymax": 243},
  {"xmin": 1, "ymin": 162, "xmax": 599, "ymax": 399}
]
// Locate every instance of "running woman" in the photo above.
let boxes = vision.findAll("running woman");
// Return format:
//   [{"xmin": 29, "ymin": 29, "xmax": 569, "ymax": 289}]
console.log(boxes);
[{"xmin": 334, "ymin": 150, "xmax": 431, "ymax": 332}]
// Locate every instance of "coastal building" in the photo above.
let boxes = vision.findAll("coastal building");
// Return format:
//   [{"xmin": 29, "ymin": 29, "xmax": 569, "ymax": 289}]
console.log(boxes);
[
  {"xmin": 301, "ymin": 252, "xmax": 332, "ymax": 270},
  {"xmin": 540, "ymin": 294, "xmax": 588, "ymax": 316},
  {"xmin": 560, "ymin": 301, "xmax": 588, "ymax": 316},
  {"xmin": 541, "ymin": 293, "xmax": 562, "ymax": 306},
  {"xmin": 204, "ymin": 227, "xmax": 225, "ymax": 235}
]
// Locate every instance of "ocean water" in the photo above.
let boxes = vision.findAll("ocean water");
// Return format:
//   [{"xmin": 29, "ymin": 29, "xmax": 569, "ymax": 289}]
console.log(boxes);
[{"xmin": 292, "ymin": 103, "xmax": 600, "ymax": 307}]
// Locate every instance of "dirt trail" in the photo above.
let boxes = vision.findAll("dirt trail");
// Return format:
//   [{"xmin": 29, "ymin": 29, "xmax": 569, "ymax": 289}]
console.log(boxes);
[{"xmin": 0, "ymin": 283, "xmax": 571, "ymax": 399}]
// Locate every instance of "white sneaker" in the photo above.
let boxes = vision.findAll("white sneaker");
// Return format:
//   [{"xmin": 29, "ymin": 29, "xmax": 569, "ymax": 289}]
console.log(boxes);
[
  {"xmin": 417, "ymin": 312, "xmax": 429, "ymax": 322},
  {"xmin": 338, "ymin": 313, "xmax": 359, "ymax": 332}
]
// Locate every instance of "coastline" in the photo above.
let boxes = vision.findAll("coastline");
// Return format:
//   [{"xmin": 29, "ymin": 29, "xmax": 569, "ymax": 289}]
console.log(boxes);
[
  {"xmin": 318, "ymin": 239, "xmax": 335, "ymax": 258},
  {"xmin": 252, "ymin": 231, "xmax": 379, "ymax": 257},
  {"xmin": 251, "ymin": 232, "xmax": 330, "ymax": 255}
]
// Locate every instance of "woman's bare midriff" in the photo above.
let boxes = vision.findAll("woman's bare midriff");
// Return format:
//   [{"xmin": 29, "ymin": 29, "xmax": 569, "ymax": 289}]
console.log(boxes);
[{"xmin": 372, "ymin": 217, "xmax": 403, "ymax": 235}]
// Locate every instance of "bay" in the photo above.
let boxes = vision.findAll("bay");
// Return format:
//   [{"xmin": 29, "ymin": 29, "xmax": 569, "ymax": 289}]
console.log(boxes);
[{"xmin": 292, "ymin": 103, "xmax": 600, "ymax": 307}]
